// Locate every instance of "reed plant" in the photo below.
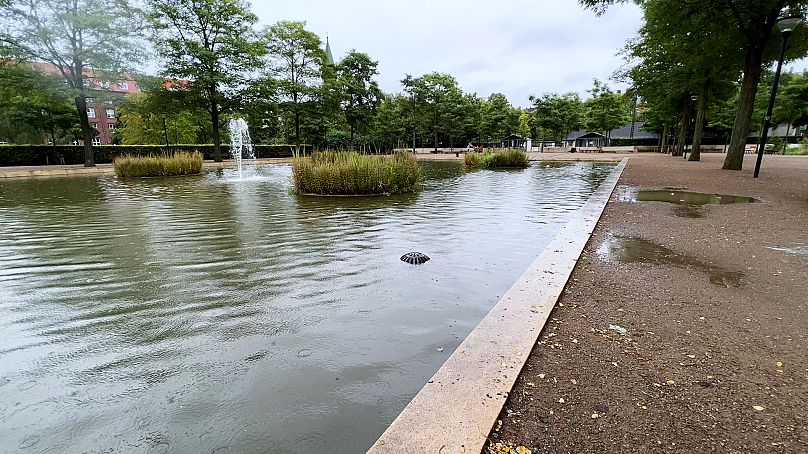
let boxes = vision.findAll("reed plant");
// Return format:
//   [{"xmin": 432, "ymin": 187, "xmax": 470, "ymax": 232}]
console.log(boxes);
[
  {"xmin": 464, "ymin": 148, "xmax": 529, "ymax": 169},
  {"xmin": 113, "ymin": 151, "xmax": 204, "ymax": 177},
  {"xmin": 292, "ymin": 150, "xmax": 421, "ymax": 195}
]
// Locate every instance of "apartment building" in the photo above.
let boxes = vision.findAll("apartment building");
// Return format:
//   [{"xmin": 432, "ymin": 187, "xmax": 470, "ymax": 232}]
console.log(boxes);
[{"xmin": 31, "ymin": 62, "xmax": 141, "ymax": 145}]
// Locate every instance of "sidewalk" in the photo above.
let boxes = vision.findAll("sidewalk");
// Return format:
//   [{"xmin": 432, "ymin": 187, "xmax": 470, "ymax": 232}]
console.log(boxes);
[
  {"xmin": 487, "ymin": 154, "xmax": 808, "ymax": 453},
  {"xmin": 0, "ymin": 157, "xmax": 293, "ymax": 178}
]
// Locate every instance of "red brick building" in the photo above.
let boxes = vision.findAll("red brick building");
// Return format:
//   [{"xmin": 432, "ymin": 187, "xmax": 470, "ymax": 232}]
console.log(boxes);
[{"xmin": 31, "ymin": 62, "xmax": 141, "ymax": 145}]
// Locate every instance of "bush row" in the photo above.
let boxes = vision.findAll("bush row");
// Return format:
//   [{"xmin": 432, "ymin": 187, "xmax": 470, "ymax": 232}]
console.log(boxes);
[{"xmin": 0, "ymin": 144, "xmax": 309, "ymax": 167}]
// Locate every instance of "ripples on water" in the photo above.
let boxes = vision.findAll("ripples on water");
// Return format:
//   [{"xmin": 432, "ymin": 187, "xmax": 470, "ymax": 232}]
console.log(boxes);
[{"xmin": 0, "ymin": 161, "xmax": 613, "ymax": 453}]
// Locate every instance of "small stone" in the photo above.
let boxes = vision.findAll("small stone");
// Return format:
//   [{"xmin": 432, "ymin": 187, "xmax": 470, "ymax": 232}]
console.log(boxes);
[
  {"xmin": 591, "ymin": 413, "xmax": 600, "ymax": 419},
  {"xmin": 558, "ymin": 398, "xmax": 565, "ymax": 404},
  {"xmin": 753, "ymin": 405, "xmax": 765, "ymax": 412},
  {"xmin": 538, "ymin": 373, "xmax": 546, "ymax": 379}
]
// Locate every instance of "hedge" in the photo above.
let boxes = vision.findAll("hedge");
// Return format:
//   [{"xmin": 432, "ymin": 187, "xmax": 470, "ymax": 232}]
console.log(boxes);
[{"xmin": 0, "ymin": 144, "xmax": 310, "ymax": 167}]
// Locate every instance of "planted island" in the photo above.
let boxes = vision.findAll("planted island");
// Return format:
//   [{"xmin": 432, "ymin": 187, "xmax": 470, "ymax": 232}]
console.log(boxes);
[
  {"xmin": 464, "ymin": 149, "xmax": 530, "ymax": 169},
  {"xmin": 292, "ymin": 150, "xmax": 421, "ymax": 195},
  {"xmin": 113, "ymin": 152, "xmax": 204, "ymax": 177}
]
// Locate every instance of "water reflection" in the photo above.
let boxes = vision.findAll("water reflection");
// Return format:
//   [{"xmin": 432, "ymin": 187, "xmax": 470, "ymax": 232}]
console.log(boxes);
[{"xmin": 0, "ymin": 162, "xmax": 613, "ymax": 453}]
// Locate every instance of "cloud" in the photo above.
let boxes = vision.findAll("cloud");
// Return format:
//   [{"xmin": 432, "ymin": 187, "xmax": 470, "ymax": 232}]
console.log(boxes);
[{"xmin": 253, "ymin": 0, "xmax": 644, "ymax": 106}]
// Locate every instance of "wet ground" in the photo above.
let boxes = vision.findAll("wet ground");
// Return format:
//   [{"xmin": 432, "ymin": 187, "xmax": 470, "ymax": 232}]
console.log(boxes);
[
  {"xmin": 618, "ymin": 187, "xmax": 757, "ymax": 218},
  {"xmin": 488, "ymin": 154, "xmax": 808, "ymax": 453}
]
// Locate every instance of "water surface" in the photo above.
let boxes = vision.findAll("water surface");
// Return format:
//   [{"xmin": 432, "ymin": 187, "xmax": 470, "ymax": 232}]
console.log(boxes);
[{"xmin": 0, "ymin": 161, "xmax": 613, "ymax": 453}]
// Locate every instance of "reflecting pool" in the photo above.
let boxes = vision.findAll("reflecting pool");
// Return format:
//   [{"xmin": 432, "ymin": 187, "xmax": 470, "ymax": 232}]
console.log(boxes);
[{"xmin": 0, "ymin": 161, "xmax": 613, "ymax": 453}]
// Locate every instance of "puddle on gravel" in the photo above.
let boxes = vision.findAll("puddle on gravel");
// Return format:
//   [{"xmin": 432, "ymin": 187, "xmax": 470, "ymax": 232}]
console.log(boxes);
[
  {"xmin": 618, "ymin": 188, "xmax": 757, "ymax": 218},
  {"xmin": 597, "ymin": 234, "xmax": 744, "ymax": 288},
  {"xmin": 768, "ymin": 243, "xmax": 808, "ymax": 260}
]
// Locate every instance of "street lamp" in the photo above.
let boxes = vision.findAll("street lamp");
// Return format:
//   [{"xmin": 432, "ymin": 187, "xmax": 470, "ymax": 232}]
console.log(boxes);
[
  {"xmin": 160, "ymin": 113, "xmax": 170, "ymax": 153},
  {"xmin": 754, "ymin": 14, "xmax": 803, "ymax": 178}
]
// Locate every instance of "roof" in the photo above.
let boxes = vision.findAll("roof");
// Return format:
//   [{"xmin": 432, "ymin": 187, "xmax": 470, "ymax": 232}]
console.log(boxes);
[
  {"xmin": 502, "ymin": 134, "xmax": 525, "ymax": 140},
  {"xmin": 608, "ymin": 121, "xmax": 658, "ymax": 140},
  {"xmin": 565, "ymin": 131, "xmax": 605, "ymax": 140},
  {"xmin": 325, "ymin": 37, "xmax": 335, "ymax": 66}
]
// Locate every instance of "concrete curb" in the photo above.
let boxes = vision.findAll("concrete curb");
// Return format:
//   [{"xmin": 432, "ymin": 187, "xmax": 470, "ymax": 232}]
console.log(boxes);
[
  {"xmin": 0, "ymin": 158, "xmax": 293, "ymax": 179},
  {"xmin": 366, "ymin": 158, "xmax": 629, "ymax": 454}
]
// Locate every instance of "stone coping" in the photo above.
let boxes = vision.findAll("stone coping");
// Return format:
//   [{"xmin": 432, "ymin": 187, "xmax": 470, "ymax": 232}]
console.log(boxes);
[{"xmin": 366, "ymin": 158, "xmax": 629, "ymax": 454}]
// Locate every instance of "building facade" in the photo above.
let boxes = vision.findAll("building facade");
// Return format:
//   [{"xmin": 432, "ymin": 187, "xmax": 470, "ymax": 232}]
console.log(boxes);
[{"xmin": 30, "ymin": 62, "xmax": 141, "ymax": 145}]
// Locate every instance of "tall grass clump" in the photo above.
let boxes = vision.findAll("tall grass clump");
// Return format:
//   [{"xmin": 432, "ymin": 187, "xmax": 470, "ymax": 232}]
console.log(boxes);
[
  {"xmin": 464, "ymin": 148, "xmax": 529, "ymax": 169},
  {"xmin": 292, "ymin": 150, "xmax": 421, "ymax": 195},
  {"xmin": 113, "ymin": 152, "xmax": 203, "ymax": 177}
]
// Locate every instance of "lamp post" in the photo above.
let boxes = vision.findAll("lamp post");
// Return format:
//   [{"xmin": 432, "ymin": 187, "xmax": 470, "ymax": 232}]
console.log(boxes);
[
  {"xmin": 160, "ymin": 114, "xmax": 170, "ymax": 153},
  {"xmin": 754, "ymin": 14, "xmax": 803, "ymax": 178}
]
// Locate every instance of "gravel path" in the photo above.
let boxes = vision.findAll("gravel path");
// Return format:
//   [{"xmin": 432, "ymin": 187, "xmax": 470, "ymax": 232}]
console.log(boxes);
[{"xmin": 487, "ymin": 153, "xmax": 808, "ymax": 453}]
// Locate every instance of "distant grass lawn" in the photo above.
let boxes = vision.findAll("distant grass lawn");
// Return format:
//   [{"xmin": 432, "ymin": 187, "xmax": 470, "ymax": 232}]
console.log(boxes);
[
  {"xmin": 292, "ymin": 150, "xmax": 421, "ymax": 195},
  {"xmin": 113, "ymin": 152, "xmax": 203, "ymax": 177},
  {"xmin": 464, "ymin": 149, "xmax": 529, "ymax": 169}
]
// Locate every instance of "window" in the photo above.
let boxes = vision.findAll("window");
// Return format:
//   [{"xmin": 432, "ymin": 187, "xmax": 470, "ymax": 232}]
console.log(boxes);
[
  {"xmin": 106, "ymin": 109, "xmax": 115, "ymax": 118},
  {"xmin": 87, "ymin": 108, "xmax": 96, "ymax": 118},
  {"xmin": 91, "ymin": 122, "xmax": 98, "ymax": 130},
  {"xmin": 91, "ymin": 137, "xmax": 101, "ymax": 146},
  {"xmin": 100, "ymin": 81, "xmax": 111, "ymax": 89},
  {"xmin": 108, "ymin": 123, "xmax": 115, "ymax": 130},
  {"xmin": 118, "ymin": 81, "xmax": 129, "ymax": 90},
  {"xmin": 85, "ymin": 97, "xmax": 94, "ymax": 104}
]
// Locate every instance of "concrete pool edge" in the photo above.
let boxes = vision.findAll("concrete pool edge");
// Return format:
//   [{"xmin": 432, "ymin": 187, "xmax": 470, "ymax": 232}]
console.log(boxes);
[{"xmin": 366, "ymin": 157, "xmax": 629, "ymax": 454}]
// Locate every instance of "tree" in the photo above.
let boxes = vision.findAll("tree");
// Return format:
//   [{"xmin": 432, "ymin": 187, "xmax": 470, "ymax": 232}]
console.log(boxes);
[
  {"xmin": 402, "ymin": 72, "xmax": 463, "ymax": 151},
  {"xmin": 583, "ymin": 79, "xmax": 631, "ymax": 144},
  {"xmin": 1, "ymin": 0, "xmax": 145, "ymax": 166},
  {"xmin": 264, "ymin": 21, "xmax": 326, "ymax": 151},
  {"xmin": 118, "ymin": 83, "xmax": 212, "ymax": 145},
  {"xmin": 337, "ymin": 51, "xmax": 382, "ymax": 149},
  {"xmin": 150, "ymin": 0, "xmax": 265, "ymax": 162},
  {"xmin": 481, "ymin": 93, "xmax": 520, "ymax": 143},
  {"xmin": 530, "ymin": 92, "xmax": 585, "ymax": 144},
  {"xmin": 0, "ymin": 63, "xmax": 78, "ymax": 146},
  {"xmin": 581, "ymin": 0, "xmax": 808, "ymax": 170}
]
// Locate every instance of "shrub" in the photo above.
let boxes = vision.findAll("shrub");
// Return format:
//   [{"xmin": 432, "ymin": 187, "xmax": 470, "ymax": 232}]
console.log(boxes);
[
  {"xmin": 292, "ymin": 150, "xmax": 421, "ymax": 195},
  {"xmin": 113, "ymin": 152, "xmax": 204, "ymax": 177},
  {"xmin": 787, "ymin": 140, "xmax": 808, "ymax": 156},
  {"xmin": 464, "ymin": 149, "xmax": 529, "ymax": 169}
]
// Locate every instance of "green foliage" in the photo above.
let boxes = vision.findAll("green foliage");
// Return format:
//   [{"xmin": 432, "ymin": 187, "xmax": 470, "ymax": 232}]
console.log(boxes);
[
  {"xmin": 117, "ymin": 84, "xmax": 212, "ymax": 144},
  {"xmin": 791, "ymin": 140, "xmax": 808, "ymax": 155},
  {"xmin": 292, "ymin": 150, "xmax": 421, "ymax": 195},
  {"xmin": 1, "ymin": 0, "xmax": 146, "ymax": 164},
  {"xmin": 583, "ymin": 79, "xmax": 631, "ymax": 137},
  {"xmin": 464, "ymin": 149, "xmax": 529, "ymax": 169},
  {"xmin": 530, "ymin": 92, "xmax": 584, "ymax": 142},
  {"xmin": 0, "ymin": 63, "xmax": 78, "ymax": 144},
  {"xmin": 113, "ymin": 151, "xmax": 203, "ymax": 177},
  {"xmin": 149, "ymin": 0, "xmax": 266, "ymax": 159},
  {"xmin": 263, "ymin": 20, "xmax": 326, "ymax": 148},
  {"xmin": 480, "ymin": 93, "xmax": 521, "ymax": 142},
  {"xmin": 337, "ymin": 51, "xmax": 382, "ymax": 146},
  {"xmin": 402, "ymin": 72, "xmax": 464, "ymax": 150}
]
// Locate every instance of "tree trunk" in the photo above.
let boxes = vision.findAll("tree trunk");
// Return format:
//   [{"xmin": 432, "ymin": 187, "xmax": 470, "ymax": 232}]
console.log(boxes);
[
  {"xmin": 433, "ymin": 127, "xmax": 438, "ymax": 152},
  {"xmin": 294, "ymin": 111, "xmax": 301, "ymax": 151},
  {"xmin": 783, "ymin": 123, "xmax": 790, "ymax": 154},
  {"xmin": 674, "ymin": 103, "xmax": 691, "ymax": 157},
  {"xmin": 660, "ymin": 124, "xmax": 667, "ymax": 153},
  {"xmin": 349, "ymin": 124, "xmax": 355, "ymax": 151},
  {"xmin": 74, "ymin": 96, "xmax": 95, "ymax": 166},
  {"xmin": 723, "ymin": 46, "xmax": 765, "ymax": 170},
  {"xmin": 211, "ymin": 99, "xmax": 222, "ymax": 162},
  {"xmin": 689, "ymin": 82, "xmax": 710, "ymax": 161}
]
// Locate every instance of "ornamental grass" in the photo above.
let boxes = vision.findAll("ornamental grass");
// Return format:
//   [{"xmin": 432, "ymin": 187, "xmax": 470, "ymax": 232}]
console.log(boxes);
[
  {"xmin": 113, "ymin": 152, "xmax": 203, "ymax": 177},
  {"xmin": 464, "ymin": 149, "xmax": 530, "ymax": 169},
  {"xmin": 292, "ymin": 150, "xmax": 421, "ymax": 195}
]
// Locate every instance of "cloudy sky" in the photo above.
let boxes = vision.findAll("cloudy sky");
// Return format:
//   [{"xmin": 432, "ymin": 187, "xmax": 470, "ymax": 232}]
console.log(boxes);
[{"xmin": 253, "ymin": 0, "xmax": 644, "ymax": 106}]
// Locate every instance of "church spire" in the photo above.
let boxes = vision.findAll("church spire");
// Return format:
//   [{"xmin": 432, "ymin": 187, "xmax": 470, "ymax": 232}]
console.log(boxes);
[{"xmin": 325, "ymin": 35, "xmax": 335, "ymax": 66}]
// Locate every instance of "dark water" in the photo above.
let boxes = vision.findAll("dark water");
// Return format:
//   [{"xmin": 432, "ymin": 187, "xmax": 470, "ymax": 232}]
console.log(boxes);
[
  {"xmin": 0, "ymin": 161, "xmax": 613, "ymax": 453},
  {"xmin": 618, "ymin": 188, "xmax": 757, "ymax": 218},
  {"xmin": 597, "ymin": 233, "xmax": 743, "ymax": 288}
]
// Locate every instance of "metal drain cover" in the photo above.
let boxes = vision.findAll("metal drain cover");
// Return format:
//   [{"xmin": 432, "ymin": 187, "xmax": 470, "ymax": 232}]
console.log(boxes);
[{"xmin": 401, "ymin": 252, "xmax": 430, "ymax": 264}]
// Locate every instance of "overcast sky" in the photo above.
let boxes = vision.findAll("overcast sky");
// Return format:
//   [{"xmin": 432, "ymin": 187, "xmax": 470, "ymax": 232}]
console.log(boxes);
[{"xmin": 253, "ymin": 0, "xmax": 645, "ymax": 106}]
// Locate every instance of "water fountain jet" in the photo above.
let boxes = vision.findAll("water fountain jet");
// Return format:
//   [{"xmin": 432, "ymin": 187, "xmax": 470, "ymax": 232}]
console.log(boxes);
[{"xmin": 228, "ymin": 118, "xmax": 254, "ymax": 177}]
